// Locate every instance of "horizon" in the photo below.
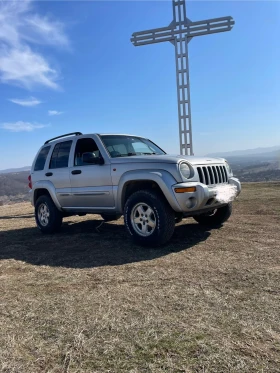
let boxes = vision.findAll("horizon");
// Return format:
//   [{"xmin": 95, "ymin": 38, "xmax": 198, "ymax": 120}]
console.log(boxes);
[
  {"xmin": 1, "ymin": 143, "xmax": 280, "ymax": 172},
  {"xmin": 0, "ymin": 0, "xmax": 279, "ymax": 168}
]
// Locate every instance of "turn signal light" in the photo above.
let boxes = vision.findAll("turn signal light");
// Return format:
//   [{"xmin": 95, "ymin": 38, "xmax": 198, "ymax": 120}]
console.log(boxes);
[{"xmin": 174, "ymin": 187, "xmax": 196, "ymax": 193}]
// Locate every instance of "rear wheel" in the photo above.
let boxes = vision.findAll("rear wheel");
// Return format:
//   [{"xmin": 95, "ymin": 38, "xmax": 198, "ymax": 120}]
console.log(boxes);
[
  {"xmin": 193, "ymin": 203, "xmax": 232, "ymax": 227},
  {"xmin": 124, "ymin": 190, "xmax": 175, "ymax": 246},
  {"xmin": 35, "ymin": 195, "xmax": 63, "ymax": 234}
]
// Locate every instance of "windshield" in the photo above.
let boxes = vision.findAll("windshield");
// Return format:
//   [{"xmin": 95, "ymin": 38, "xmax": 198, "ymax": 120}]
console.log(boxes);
[{"xmin": 99, "ymin": 135, "xmax": 166, "ymax": 158}]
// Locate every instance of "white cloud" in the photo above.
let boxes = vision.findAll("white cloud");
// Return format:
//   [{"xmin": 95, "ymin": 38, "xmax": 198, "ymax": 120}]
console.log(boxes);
[
  {"xmin": 0, "ymin": 46, "xmax": 59, "ymax": 90},
  {"xmin": 1, "ymin": 121, "xmax": 48, "ymax": 132},
  {"xmin": 9, "ymin": 96, "xmax": 42, "ymax": 107},
  {"xmin": 48, "ymin": 110, "xmax": 63, "ymax": 116},
  {"xmin": 25, "ymin": 15, "xmax": 69, "ymax": 47},
  {"xmin": 0, "ymin": 0, "xmax": 69, "ymax": 90}
]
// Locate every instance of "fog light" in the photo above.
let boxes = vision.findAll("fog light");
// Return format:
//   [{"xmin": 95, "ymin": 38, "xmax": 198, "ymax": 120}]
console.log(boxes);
[
  {"xmin": 186, "ymin": 197, "xmax": 196, "ymax": 209},
  {"xmin": 175, "ymin": 187, "xmax": 196, "ymax": 193}
]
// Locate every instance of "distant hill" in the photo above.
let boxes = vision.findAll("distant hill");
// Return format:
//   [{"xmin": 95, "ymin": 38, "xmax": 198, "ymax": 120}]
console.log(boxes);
[
  {"xmin": 0, "ymin": 166, "xmax": 31, "ymax": 174},
  {"xmin": 232, "ymin": 167, "xmax": 280, "ymax": 182},
  {"xmin": 206, "ymin": 145, "xmax": 280, "ymax": 158},
  {"xmin": 206, "ymin": 146, "xmax": 280, "ymax": 172},
  {"xmin": 0, "ymin": 171, "xmax": 30, "ymax": 205}
]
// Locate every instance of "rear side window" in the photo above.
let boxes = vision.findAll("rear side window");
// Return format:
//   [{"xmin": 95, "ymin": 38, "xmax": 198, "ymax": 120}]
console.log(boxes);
[
  {"xmin": 49, "ymin": 141, "xmax": 72, "ymax": 169},
  {"xmin": 34, "ymin": 146, "xmax": 51, "ymax": 171}
]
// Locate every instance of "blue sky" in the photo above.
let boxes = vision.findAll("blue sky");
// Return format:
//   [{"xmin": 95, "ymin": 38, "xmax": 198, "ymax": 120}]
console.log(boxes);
[{"xmin": 0, "ymin": 0, "xmax": 279, "ymax": 169}]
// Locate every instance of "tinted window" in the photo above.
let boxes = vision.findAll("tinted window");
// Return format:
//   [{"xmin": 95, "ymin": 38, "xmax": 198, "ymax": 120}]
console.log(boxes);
[
  {"xmin": 50, "ymin": 141, "xmax": 72, "ymax": 169},
  {"xmin": 74, "ymin": 138, "xmax": 100, "ymax": 166},
  {"xmin": 34, "ymin": 146, "xmax": 51, "ymax": 171}
]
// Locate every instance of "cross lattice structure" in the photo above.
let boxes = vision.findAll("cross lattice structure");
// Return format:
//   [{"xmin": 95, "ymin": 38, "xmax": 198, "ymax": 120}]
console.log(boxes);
[{"xmin": 131, "ymin": 0, "xmax": 235, "ymax": 156}]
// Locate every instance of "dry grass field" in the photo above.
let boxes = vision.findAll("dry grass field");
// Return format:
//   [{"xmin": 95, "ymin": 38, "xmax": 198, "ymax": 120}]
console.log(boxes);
[{"xmin": 0, "ymin": 182, "xmax": 279, "ymax": 373}]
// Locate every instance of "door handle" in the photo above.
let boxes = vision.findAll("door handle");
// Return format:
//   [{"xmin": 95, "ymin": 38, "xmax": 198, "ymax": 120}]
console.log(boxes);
[
  {"xmin": 71, "ymin": 170, "xmax": 82, "ymax": 175},
  {"xmin": 45, "ymin": 172, "xmax": 53, "ymax": 177}
]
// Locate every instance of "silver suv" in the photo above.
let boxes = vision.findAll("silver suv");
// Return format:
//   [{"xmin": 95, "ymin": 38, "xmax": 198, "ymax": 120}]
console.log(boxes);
[{"xmin": 29, "ymin": 132, "xmax": 241, "ymax": 246}]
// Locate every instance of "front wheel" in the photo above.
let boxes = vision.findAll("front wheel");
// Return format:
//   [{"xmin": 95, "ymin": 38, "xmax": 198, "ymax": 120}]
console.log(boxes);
[
  {"xmin": 193, "ymin": 203, "xmax": 232, "ymax": 227},
  {"xmin": 35, "ymin": 195, "xmax": 63, "ymax": 234},
  {"xmin": 124, "ymin": 190, "xmax": 175, "ymax": 246}
]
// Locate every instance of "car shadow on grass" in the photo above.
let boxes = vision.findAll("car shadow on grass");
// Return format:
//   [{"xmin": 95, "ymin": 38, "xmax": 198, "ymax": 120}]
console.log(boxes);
[
  {"xmin": 0, "ymin": 213, "xmax": 34, "ymax": 220},
  {"xmin": 0, "ymin": 219, "xmax": 213, "ymax": 268}
]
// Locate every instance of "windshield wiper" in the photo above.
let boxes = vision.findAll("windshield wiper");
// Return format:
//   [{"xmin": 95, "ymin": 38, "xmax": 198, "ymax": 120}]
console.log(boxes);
[
  {"xmin": 115, "ymin": 152, "xmax": 157, "ymax": 157},
  {"xmin": 112, "ymin": 153, "xmax": 136, "ymax": 157}
]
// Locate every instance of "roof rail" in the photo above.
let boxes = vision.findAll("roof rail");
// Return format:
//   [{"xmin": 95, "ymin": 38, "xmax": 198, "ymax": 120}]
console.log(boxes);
[{"xmin": 44, "ymin": 132, "xmax": 83, "ymax": 145}]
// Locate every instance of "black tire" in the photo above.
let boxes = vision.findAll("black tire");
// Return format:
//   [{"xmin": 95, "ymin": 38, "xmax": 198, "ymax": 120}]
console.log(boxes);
[
  {"xmin": 35, "ymin": 195, "xmax": 63, "ymax": 234},
  {"xmin": 193, "ymin": 203, "xmax": 232, "ymax": 227},
  {"xmin": 124, "ymin": 190, "xmax": 175, "ymax": 246}
]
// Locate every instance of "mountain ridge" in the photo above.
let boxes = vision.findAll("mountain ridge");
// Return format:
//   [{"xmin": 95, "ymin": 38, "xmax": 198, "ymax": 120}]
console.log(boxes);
[
  {"xmin": 206, "ymin": 145, "xmax": 280, "ymax": 158},
  {"xmin": 0, "ymin": 166, "xmax": 31, "ymax": 174}
]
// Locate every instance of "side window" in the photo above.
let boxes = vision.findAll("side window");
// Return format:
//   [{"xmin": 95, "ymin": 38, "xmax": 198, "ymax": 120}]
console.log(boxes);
[
  {"xmin": 49, "ymin": 141, "xmax": 72, "ymax": 169},
  {"xmin": 34, "ymin": 146, "xmax": 51, "ymax": 171},
  {"xmin": 74, "ymin": 138, "xmax": 100, "ymax": 166}
]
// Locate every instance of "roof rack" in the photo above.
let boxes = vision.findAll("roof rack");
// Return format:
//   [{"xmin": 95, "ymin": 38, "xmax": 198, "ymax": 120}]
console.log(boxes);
[{"xmin": 44, "ymin": 132, "xmax": 83, "ymax": 145}]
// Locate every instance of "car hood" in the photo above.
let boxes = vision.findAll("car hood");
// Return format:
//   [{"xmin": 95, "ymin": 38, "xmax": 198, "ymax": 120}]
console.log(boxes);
[{"xmin": 110, "ymin": 154, "xmax": 225, "ymax": 165}]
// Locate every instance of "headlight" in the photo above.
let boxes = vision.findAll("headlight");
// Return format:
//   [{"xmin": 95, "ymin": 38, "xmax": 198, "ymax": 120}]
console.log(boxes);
[
  {"xmin": 225, "ymin": 161, "xmax": 233, "ymax": 176},
  {"xmin": 179, "ymin": 162, "xmax": 191, "ymax": 179}
]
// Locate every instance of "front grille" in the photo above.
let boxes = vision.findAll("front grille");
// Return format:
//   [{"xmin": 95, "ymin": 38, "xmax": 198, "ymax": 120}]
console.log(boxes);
[{"xmin": 197, "ymin": 165, "xmax": 228, "ymax": 185}]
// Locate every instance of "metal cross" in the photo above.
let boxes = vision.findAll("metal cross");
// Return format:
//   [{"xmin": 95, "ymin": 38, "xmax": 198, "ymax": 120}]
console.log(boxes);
[{"xmin": 131, "ymin": 0, "xmax": 235, "ymax": 156}]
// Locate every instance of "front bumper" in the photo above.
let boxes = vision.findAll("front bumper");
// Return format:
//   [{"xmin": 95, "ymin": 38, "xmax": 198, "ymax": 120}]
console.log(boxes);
[{"xmin": 172, "ymin": 177, "xmax": 241, "ymax": 214}]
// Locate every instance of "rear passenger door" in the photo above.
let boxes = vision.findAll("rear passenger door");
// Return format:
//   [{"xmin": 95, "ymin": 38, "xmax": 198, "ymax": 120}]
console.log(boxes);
[{"xmin": 47, "ymin": 140, "xmax": 73, "ymax": 207}]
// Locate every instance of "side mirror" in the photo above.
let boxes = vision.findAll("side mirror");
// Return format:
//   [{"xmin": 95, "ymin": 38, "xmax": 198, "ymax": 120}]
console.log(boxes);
[{"xmin": 82, "ymin": 152, "xmax": 104, "ymax": 165}]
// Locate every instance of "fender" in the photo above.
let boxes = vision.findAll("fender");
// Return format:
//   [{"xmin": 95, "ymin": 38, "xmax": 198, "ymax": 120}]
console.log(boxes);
[
  {"xmin": 117, "ymin": 169, "xmax": 182, "ymax": 213},
  {"xmin": 32, "ymin": 180, "xmax": 63, "ymax": 211}
]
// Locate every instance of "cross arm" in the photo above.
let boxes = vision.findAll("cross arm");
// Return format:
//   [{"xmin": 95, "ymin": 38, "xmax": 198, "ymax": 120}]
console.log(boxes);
[{"xmin": 131, "ymin": 16, "xmax": 235, "ymax": 47}]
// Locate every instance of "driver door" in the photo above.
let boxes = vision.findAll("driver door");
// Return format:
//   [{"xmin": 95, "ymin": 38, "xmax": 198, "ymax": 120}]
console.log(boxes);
[{"xmin": 69, "ymin": 137, "xmax": 114, "ymax": 208}]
